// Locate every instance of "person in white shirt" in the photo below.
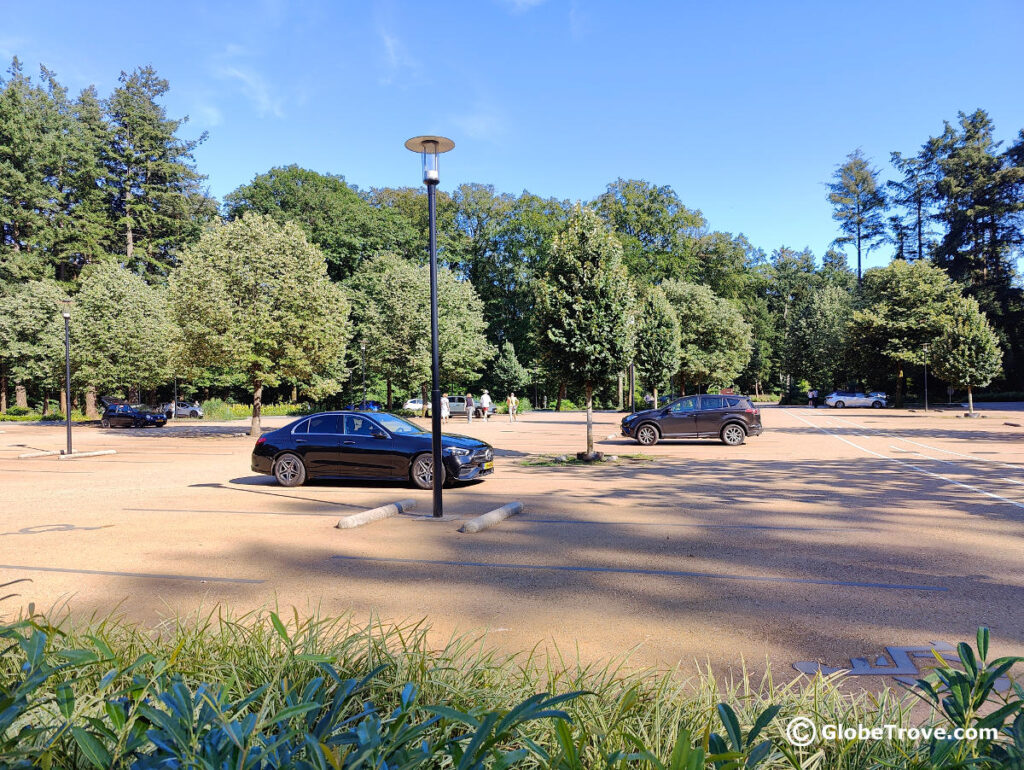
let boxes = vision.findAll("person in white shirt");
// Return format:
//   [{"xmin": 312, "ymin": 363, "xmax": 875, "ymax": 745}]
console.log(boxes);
[
  {"xmin": 479, "ymin": 389, "xmax": 492, "ymax": 420},
  {"xmin": 506, "ymin": 392, "xmax": 518, "ymax": 423},
  {"xmin": 440, "ymin": 393, "xmax": 450, "ymax": 424}
]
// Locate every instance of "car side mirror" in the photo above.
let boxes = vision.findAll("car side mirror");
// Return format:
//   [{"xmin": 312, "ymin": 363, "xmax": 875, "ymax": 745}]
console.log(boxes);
[{"xmin": 660, "ymin": 409, "xmax": 670, "ymax": 416}]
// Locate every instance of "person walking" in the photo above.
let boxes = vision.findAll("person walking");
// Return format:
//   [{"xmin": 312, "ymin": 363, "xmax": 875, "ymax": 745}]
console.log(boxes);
[
  {"xmin": 479, "ymin": 389, "xmax": 492, "ymax": 421},
  {"xmin": 807, "ymin": 388, "xmax": 817, "ymax": 408},
  {"xmin": 440, "ymin": 392, "xmax": 450, "ymax": 424},
  {"xmin": 465, "ymin": 392, "xmax": 475, "ymax": 423},
  {"xmin": 507, "ymin": 392, "xmax": 518, "ymax": 423}
]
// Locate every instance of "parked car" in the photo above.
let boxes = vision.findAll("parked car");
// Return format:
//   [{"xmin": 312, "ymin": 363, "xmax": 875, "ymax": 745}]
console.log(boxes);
[
  {"xmin": 403, "ymin": 397, "xmax": 425, "ymax": 412},
  {"xmin": 251, "ymin": 411, "xmax": 495, "ymax": 489},
  {"xmin": 161, "ymin": 401, "xmax": 204, "ymax": 418},
  {"xmin": 621, "ymin": 394, "xmax": 762, "ymax": 446},
  {"xmin": 343, "ymin": 400, "xmax": 384, "ymax": 411},
  {"xmin": 101, "ymin": 403, "xmax": 167, "ymax": 428},
  {"xmin": 422, "ymin": 395, "xmax": 494, "ymax": 419},
  {"xmin": 824, "ymin": 391, "xmax": 887, "ymax": 408}
]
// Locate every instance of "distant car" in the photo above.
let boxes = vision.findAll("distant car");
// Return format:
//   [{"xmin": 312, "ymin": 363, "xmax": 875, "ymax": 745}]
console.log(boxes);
[
  {"xmin": 161, "ymin": 401, "xmax": 203, "ymax": 418},
  {"xmin": 101, "ymin": 403, "xmax": 167, "ymax": 428},
  {"xmin": 824, "ymin": 391, "xmax": 887, "ymax": 409},
  {"xmin": 343, "ymin": 400, "xmax": 384, "ymax": 412},
  {"xmin": 403, "ymin": 397, "xmax": 425, "ymax": 412},
  {"xmin": 425, "ymin": 395, "xmax": 494, "ymax": 419},
  {"xmin": 251, "ymin": 411, "xmax": 495, "ymax": 489},
  {"xmin": 621, "ymin": 394, "xmax": 763, "ymax": 446}
]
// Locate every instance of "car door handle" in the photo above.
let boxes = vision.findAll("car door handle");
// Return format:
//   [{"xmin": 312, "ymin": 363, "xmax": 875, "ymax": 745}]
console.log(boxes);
[
  {"xmin": 343, "ymin": 440, "xmax": 356, "ymax": 445},
  {"xmin": 295, "ymin": 438, "xmax": 308, "ymax": 444}
]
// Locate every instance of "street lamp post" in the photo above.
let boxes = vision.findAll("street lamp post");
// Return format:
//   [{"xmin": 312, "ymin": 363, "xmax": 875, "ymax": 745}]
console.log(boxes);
[
  {"xmin": 360, "ymin": 340, "xmax": 367, "ymax": 409},
  {"xmin": 61, "ymin": 298, "xmax": 72, "ymax": 455},
  {"xmin": 405, "ymin": 135, "xmax": 455, "ymax": 518},
  {"xmin": 923, "ymin": 343, "xmax": 930, "ymax": 413}
]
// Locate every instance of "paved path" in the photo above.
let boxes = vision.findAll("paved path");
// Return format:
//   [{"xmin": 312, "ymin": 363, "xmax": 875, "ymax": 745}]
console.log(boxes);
[{"xmin": 1, "ymin": 407, "xmax": 1021, "ymax": 685}]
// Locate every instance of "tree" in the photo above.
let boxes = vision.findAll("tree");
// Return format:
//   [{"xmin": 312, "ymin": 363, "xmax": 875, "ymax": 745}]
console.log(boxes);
[
  {"xmin": 633, "ymin": 287, "xmax": 681, "ymax": 406},
  {"xmin": 226, "ymin": 166, "xmax": 417, "ymax": 280},
  {"xmin": 488, "ymin": 341, "xmax": 531, "ymax": 396},
  {"xmin": 347, "ymin": 252, "xmax": 492, "ymax": 412},
  {"xmin": 72, "ymin": 263, "xmax": 173, "ymax": 401},
  {"xmin": 105, "ymin": 66, "xmax": 212, "ymax": 274},
  {"xmin": 888, "ymin": 149, "xmax": 936, "ymax": 261},
  {"xmin": 170, "ymin": 213, "xmax": 352, "ymax": 435},
  {"xmin": 0, "ymin": 280, "xmax": 66, "ymax": 411},
  {"xmin": 827, "ymin": 149, "xmax": 888, "ymax": 280},
  {"xmin": 536, "ymin": 204, "xmax": 634, "ymax": 456},
  {"xmin": 593, "ymin": 178, "xmax": 703, "ymax": 282},
  {"xmin": 931, "ymin": 296, "xmax": 1002, "ymax": 414},
  {"xmin": 787, "ymin": 285, "xmax": 853, "ymax": 390},
  {"xmin": 847, "ymin": 260, "xmax": 959, "ymax": 405},
  {"xmin": 661, "ymin": 281, "xmax": 751, "ymax": 392}
]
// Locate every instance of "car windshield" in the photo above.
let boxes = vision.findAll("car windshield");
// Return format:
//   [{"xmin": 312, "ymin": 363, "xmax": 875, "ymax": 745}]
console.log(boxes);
[
  {"xmin": 374, "ymin": 413, "xmax": 423, "ymax": 435},
  {"xmin": 131, "ymin": 404, "xmax": 157, "ymax": 414}
]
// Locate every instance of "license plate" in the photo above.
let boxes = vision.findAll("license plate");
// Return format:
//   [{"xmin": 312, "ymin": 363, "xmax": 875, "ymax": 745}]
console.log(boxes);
[{"xmin": 483, "ymin": 461, "xmax": 493, "ymax": 470}]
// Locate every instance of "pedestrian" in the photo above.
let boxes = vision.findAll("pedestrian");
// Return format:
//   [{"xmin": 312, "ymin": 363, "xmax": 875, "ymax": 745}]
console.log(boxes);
[
  {"xmin": 507, "ymin": 392, "xmax": 518, "ymax": 423},
  {"xmin": 465, "ymin": 392, "xmax": 475, "ymax": 423},
  {"xmin": 643, "ymin": 392, "xmax": 654, "ymax": 408},
  {"xmin": 807, "ymin": 388, "xmax": 816, "ymax": 408},
  {"xmin": 479, "ymin": 389, "xmax": 492, "ymax": 420},
  {"xmin": 440, "ymin": 392, "xmax": 450, "ymax": 424},
  {"xmin": 812, "ymin": 388, "xmax": 818, "ymax": 408}
]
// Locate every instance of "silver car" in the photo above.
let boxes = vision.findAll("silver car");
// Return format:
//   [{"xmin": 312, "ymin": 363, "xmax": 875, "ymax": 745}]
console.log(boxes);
[
  {"xmin": 824, "ymin": 391, "xmax": 887, "ymax": 409},
  {"xmin": 162, "ymin": 401, "xmax": 204, "ymax": 418}
]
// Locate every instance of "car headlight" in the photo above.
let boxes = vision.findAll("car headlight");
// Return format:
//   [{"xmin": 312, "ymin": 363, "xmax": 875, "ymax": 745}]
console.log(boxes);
[{"xmin": 445, "ymin": 447, "xmax": 470, "ymax": 456}]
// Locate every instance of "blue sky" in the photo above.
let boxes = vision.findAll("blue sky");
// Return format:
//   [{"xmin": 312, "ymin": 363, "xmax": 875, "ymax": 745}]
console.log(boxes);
[{"xmin": 5, "ymin": 0, "xmax": 1024, "ymax": 270}]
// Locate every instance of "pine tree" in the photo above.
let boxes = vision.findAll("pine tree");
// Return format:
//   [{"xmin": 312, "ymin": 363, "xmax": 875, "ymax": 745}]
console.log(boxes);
[{"xmin": 827, "ymin": 149, "xmax": 888, "ymax": 280}]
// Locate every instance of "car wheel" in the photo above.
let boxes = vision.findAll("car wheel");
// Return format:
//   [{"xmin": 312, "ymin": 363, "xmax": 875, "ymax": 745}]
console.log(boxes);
[
  {"xmin": 636, "ymin": 423, "xmax": 659, "ymax": 446},
  {"xmin": 834, "ymin": 400, "xmax": 845, "ymax": 409},
  {"xmin": 165, "ymin": 411, "xmax": 173, "ymax": 419},
  {"xmin": 720, "ymin": 423, "xmax": 746, "ymax": 446},
  {"xmin": 871, "ymin": 400, "xmax": 883, "ymax": 409},
  {"xmin": 190, "ymin": 410, "xmax": 199, "ymax": 418},
  {"xmin": 410, "ymin": 453, "xmax": 445, "ymax": 490},
  {"xmin": 274, "ymin": 453, "xmax": 306, "ymax": 487},
  {"xmin": 101, "ymin": 418, "xmax": 110, "ymax": 428}
]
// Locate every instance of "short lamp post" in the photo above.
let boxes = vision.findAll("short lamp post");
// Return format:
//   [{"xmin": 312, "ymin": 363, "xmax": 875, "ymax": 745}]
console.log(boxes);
[
  {"xmin": 404, "ymin": 135, "xmax": 455, "ymax": 518},
  {"xmin": 61, "ymin": 298, "xmax": 72, "ymax": 455},
  {"xmin": 923, "ymin": 343, "xmax": 930, "ymax": 413},
  {"xmin": 360, "ymin": 340, "xmax": 367, "ymax": 410}
]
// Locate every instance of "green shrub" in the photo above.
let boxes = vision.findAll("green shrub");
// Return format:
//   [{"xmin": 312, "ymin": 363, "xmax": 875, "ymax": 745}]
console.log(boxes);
[
  {"xmin": 554, "ymin": 397, "xmax": 579, "ymax": 411},
  {"xmin": 5, "ymin": 405, "xmax": 31, "ymax": 416},
  {"xmin": 750, "ymin": 393, "xmax": 782, "ymax": 404},
  {"xmin": 495, "ymin": 397, "xmax": 532, "ymax": 414},
  {"xmin": 199, "ymin": 399, "xmax": 315, "ymax": 420}
]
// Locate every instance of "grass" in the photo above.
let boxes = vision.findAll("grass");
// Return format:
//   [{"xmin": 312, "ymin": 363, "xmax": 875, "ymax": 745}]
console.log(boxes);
[
  {"xmin": 1, "ymin": 607, "xmax": 1020, "ymax": 767},
  {"xmin": 199, "ymin": 398, "xmax": 317, "ymax": 421}
]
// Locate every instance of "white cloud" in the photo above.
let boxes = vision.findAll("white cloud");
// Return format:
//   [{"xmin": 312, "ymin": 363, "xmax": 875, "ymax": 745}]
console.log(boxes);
[
  {"xmin": 215, "ymin": 65, "xmax": 284, "ymax": 118},
  {"xmin": 193, "ymin": 104, "xmax": 223, "ymax": 127},
  {"xmin": 378, "ymin": 29, "xmax": 421, "ymax": 85},
  {"xmin": 498, "ymin": 0, "xmax": 547, "ymax": 12}
]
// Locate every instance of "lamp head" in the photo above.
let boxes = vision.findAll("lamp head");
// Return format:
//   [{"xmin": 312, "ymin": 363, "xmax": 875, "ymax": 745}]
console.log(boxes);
[
  {"xmin": 60, "ymin": 297, "xmax": 72, "ymax": 319},
  {"xmin": 404, "ymin": 135, "xmax": 454, "ymax": 184}
]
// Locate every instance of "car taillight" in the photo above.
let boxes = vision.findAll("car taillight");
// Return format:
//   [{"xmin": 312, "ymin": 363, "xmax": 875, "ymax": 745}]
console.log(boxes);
[
  {"xmin": 255, "ymin": 436, "xmax": 266, "ymax": 445},
  {"xmin": 744, "ymin": 407, "xmax": 757, "ymax": 414}
]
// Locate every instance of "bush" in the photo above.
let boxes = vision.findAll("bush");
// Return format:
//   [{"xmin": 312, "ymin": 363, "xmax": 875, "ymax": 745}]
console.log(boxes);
[
  {"xmin": 5, "ymin": 405, "xmax": 31, "ymax": 416},
  {"xmin": 199, "ymin": 399, "xmax": 315, "ymax": 420},
  {"xmin": 553, "ymin": 397, "xmax": 579, "ymax": 411},
  {"xmin": 494, "ymin": 397, "xmax": 532, "ymax": 414},
  {"xmin": 750, "ymin": 393, "xmax": 782, "ymax": 403},
  {"xmin": 0, "ymin": 612, "xmax": 1020, "ymax": 768}
]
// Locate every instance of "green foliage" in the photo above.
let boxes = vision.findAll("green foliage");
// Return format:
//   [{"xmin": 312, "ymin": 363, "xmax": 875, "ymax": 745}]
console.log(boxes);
[
  {"xmin": 931, "ymin": 296, "xmax": 1003, "ymax": 413},
  {"xmin": 489, "ymin": 341, "xmax": 531, "ymax": 394},
  {"xmin": 494, "ymin": 396, "xmax": 532, "ymax": 414},
  {"xmin": 3, "ymin": 404, "xmax": 31, "ymax": 416},
  {"xmin": 634, "ymin": 286, "xmax": 681, "ymax": 397},
  {"xmin": 198, "ymin": 398, "xmax": 316, "ymax": 421},
  {"xmin": 72, "ymin": 262, "xmax": 173, "ymax": 393},
  {"xmin": 787, "ymin": 284, "xmax": 853, "ymax": 389},
  {"xmin": 828, "ymin": 149, "xmax": 888, "ymax": 279},
  {"xmin": 170, "ymin": 213, "xmax": 352, "ymax": 433},
  {"xmin": 0, "ymin": 280, "xmax": 66, "ymax": 390},
  {"xmin": 226, "ymin": 166, "xmax": 417, "ymax": 280},
  {"xmin": 661, "ymin": 281, "xmax": 751, "ymax": 390}
]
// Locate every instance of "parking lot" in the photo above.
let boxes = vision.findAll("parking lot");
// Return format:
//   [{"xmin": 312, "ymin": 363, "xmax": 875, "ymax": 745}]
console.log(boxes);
[{"xmin": 1, "ymin": 406, "xmax": 1022, "ymax": 685}]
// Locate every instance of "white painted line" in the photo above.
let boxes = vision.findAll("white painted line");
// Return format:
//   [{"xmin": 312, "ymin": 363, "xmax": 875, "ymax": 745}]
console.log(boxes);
[
  {"xmin": 58, "ymin": 450, "xmax": 117, "ymax": 460},
  {"xmin": 18, "ymin": 449, "xmax": 63, "ymax": 458},
  {"xmin": 460, "ymin": 502, "xmax": 523, "ymax": 533},
  {"xmin": 1001, "ymin": 478, "xmax": 1024, "ymax": 486},
  {"xmin": 785, "ymin": 410, "xmax": 1024, "ymax": 510},
  {"xmin": 336, "ymin": 499, "xmax": 416, "ymax": 529}
]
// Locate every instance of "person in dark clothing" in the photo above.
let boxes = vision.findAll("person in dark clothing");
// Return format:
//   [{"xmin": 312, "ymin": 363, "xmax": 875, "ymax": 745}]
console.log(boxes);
[{"xmin": 465, "ymin": 393, "xmax": 475, "ymax": 423}]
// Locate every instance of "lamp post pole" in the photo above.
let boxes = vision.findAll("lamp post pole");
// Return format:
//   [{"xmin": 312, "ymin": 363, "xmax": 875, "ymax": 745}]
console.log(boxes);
[
  {"xmin": 360, "ymin": 341, "xmax": 367, "ymax": 409},
  {"xmin": 923, "ymin": 344, "xmax": 930, "ymax": 413},
  {"xmin": 62, "ymin": 300, "xmax": 72, "ymax": 455},
  {"xmin": 406, "ymin": 135, "xmax": 455, "ymax": 518},
  {"xmin": 629, "ymin": 362, "xmax": 636, "ymax": 412}
]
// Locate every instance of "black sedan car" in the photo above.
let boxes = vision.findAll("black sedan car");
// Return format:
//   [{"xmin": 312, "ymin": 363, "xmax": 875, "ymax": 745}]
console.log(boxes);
[
  {"xmin": 621, "ymin": 394, "xmax": 763, "ymax": 446},
  {"xmin": 251, "ymin": 411, "xmax": 495, "ymax": 488},
  {"xmin": 100, "ymin": 403, "xmax": 167, "ymax": 428}
]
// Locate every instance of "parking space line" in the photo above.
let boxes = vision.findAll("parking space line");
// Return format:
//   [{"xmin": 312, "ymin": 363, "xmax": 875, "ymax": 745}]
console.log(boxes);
[
  {"xmin": 518, "ymin": 519, "xmax": 863, "ymax": 531},
  {"xmin": 329, "ymin": 555, "xmax": 946, "ymax": 591},
  {"xmin": 785, "ymin": 410, "xmax": 1024, "ymax": 510},
  {"xmin": 124, "ymin": 507, "xmax": 343, "ymax": 517},
  {"xmin": 0, "ymin": 564, "xmax": 263, "ymax": 584}
]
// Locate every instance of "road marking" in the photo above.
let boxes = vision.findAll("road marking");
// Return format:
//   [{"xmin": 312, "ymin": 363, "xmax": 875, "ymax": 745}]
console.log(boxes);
[
  {"xmin": 125, "ymin": 507, "xmax": 344, "ymax": 517},
  {"xmin": 329, "ymin": 555, "xmax": 947, "ymax": 591},
  {"xmin": 785, "ymin": 410, "xmax": 1024, "ymax": 510},
  {"xmin": 1001, "ymin": 478, "xmax": 1024, "ymax": 486},
  {"xmin": 519, "ymin": 519, "xmax": 863, "ymax": 531},
  {"xmin": 0, "ymin": 564, "xmax": 263, "ymax": 584}
]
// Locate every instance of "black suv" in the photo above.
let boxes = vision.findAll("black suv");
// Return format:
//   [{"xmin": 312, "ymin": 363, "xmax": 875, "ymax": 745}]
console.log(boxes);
[
  {"xmin": 101, "ymin": 403, "xmax": 167, "ymax": 428},
  {"xmin": 621, "ymin": 394, "xmax": 763, "ymax": 446}
]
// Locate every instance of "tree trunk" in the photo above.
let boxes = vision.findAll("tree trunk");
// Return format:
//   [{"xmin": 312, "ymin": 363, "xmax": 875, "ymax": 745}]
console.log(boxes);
[
  {"xmin": 967, "ymin": 385, "xmax": 974, "ymax": 415},
  {"xmin": 421, "ymin": 382, "xmax": 428, "ymax": 417},
  {"xmin": 42, "ymin": 389, "xmax": 49, "ymax": 416},
  {"xmin": 1, "ymin": 368, "xmax": 6, "ymax": 413},
  {"xmin": 85, "ymin": 387, "xmax": 99, "ymax": 419},
  {"xmin": 617, "ymin": 373, "xmax": 623, "ymax": 410},
  {"xmin": 653, "ymin": 386, "xmax": 658, "ymax": 409},
  {"xmin": 386, "ymin": 379, "xmax": 392, "ymax": 411},
  {"xmin": 251, "ymin": 380, "xmax": 263, "ymax": 436},
  {"xmin": 16, "ymin": 385, "xmax": 28, "ymax": 409},
  {"xmin": 557, "ymin": 381, "xmax": 566, "ymax": 412},
  {"xmin": 290, "ymin": 385, "xmax": 297, "ymax": 403},
  {"xmin": 585, "ymin": 384, "xmax": 594, "ymax": 455},
  {"xmin": 60, "ymin": 389, "xmax": 67, "ymax": 416},
  {"xmin": 895, "ymin": 368, "xmax": 905, "ymax": 408}
]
